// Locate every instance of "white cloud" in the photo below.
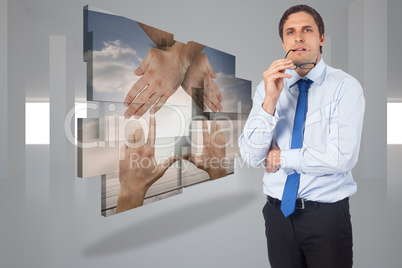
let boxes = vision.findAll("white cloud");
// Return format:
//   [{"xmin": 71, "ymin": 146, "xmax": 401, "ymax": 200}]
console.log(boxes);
[
  {"xmin": 213, "ymin": 72, "xmax": 251, "ymax": 113},
  {"xmin": 214, "ymin": 72, "xmax": 244, "ymax": 89},
  {"xmin": 92, "ymin": 40, "xmax": 143, "ymax": 94}
]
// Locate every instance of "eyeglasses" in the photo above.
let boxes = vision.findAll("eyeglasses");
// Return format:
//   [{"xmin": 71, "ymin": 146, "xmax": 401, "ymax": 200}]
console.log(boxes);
[{"xmin": 284, "ymin": 49, "xmax": 320, "ymax": 70}]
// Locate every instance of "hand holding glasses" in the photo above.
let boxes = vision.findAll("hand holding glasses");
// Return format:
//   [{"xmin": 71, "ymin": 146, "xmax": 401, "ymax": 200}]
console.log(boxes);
[{"xmin": 284, "ymin": 49, "xmax": 320, "ymax": 70}]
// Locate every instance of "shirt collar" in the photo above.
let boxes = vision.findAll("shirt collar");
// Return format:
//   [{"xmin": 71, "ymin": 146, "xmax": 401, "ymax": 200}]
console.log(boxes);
[{"xmin": 285, "ymin": 58, "xmax": 327, "ymax": 89}]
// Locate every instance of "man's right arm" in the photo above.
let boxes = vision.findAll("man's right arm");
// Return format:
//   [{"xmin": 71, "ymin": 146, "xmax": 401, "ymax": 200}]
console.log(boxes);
[
  {"xmin": 238, "ymin": 81, "xmax": 279, "ymax": 167},
  {"xmin": 239, "ymin": 59, "xmax": 293, "ymax": 167}
]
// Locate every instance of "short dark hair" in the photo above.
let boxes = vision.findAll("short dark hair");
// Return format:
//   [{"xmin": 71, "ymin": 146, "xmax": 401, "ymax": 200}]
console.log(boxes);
[{"xmin": 279, "ymin": 5, "xmax": 325, "ymax": 53}]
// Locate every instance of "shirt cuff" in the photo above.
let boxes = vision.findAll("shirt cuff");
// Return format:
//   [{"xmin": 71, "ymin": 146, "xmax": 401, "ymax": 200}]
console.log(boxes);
[
  {"xmin": 257, "ymin": 105, "xmax": 279, "ymax": 131},
  {"xmin": 281, "ymin": 149, "xmax": 302, "ymax": 174}
]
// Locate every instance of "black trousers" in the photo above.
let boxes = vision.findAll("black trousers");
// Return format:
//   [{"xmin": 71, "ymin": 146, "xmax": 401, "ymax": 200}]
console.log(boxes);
[{"xmin": 262, "ymin": 197, "xmax": 353, "ymax": 268}]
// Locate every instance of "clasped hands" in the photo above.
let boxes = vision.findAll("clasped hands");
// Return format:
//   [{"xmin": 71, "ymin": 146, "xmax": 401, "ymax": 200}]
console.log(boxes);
[
  {"xmin": 116, "ymin": 116, "xmax": 227, "ymax": 214},
  {"xmin": 123, "ymin": 41, "xmax": 223, "ymax": 120}
]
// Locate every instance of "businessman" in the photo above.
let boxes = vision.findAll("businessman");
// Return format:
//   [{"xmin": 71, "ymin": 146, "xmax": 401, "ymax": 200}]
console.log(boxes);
[{"xmin": 239, "ymin": 5, "xmax": 365, "ymax": 268}]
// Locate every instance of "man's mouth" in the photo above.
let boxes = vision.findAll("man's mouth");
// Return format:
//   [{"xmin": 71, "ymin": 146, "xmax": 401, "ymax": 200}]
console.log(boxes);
[{"xmin": 292, "ymin": 47, "xmax": 307, "ymax": 52}]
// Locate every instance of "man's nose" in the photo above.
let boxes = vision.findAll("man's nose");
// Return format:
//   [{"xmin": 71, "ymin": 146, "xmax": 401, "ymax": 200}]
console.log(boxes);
[{"xmin": 295, "ymin": 32, "xmax": 304, "ymax": 42}]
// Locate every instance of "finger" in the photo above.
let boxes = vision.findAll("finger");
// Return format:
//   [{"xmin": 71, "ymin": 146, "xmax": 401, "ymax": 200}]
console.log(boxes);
[
  {"xmin": 203, "ymin": 55, "xmax": 217, "ymax": 79},
  {"xmin": 151, "ymin": 95, "xmax": 168, "ymax": 114},
  {"xmin": 215, "ymin": 123, "xmax": 221, "ymax": 135},
  {"xmin": 202, "ymin": 120, "xmax": 209, "ymax": 143},
  {"xmin": 206, "ymin": 76, "xmax": 223, "ymax": 103},
  {"xmin": 269, "ymin": 58, "xmax": 293, "ymax": 69},
  {"xmin": 263, "ymin": 72, "xmax": 292, "ymax": 82},
  {"xmin": 125, "ymin": 48, "xmax": 157, "ymax": 109},
  {"xmin": 264, "ymin": 61, "xmax": 294, "ymax": 76},
  {"xmin": 134, "ymin": 127, "xmax": 144, "ymax": 146},
  {"xmin": 202, "ymin": 91, "xmax": 219, "ymax": 113},
  {"xmin": 156, "ymin": 156, "xmax": 180, "ymax": 178},
  {"xmin": 134, "ymin": 48, "xmax": 154, "ymax": 76},
  {"xmin": 190, "ymin": 88, "xmax": 204, "ymax": 111},
  {"xmin": 265, "ymin": 155, "xmax": 279, "ymax": 169},
  {"xmin": 264, "ymin": 65, "xmax": 293, "ymax": 77},
  {"xmin": 272, "ymin": 58, "xmax": 293, "ymax": 65},
  {"xmin": 215, "ymin": 123, "xmax": 225, "ymax": 142},
  {"xmin": 265, "ymin": 157, "xmax": 277, "ymax": 171},
  {"xmin": 128, "ymin": 133, "xmax": 135, "ymax": 144},
  {"xmin": 211, "ymin": 120, "xmax": 217, "ymax": 134},
  {"xmin": 133, "ymin": 92, "xmax": 160, "ymax": 119},
  {"xmin": 205, "ymin": 78, "xmax": 223, "ymax": 112},
  {"xmin": 262, "ymin": 65, "xmax": 294, "ymax": 76},
  {"xmin": 147, "ymin": 114, "xmax": 156, "ymax": 149},
  {"xmin": 202, "ymin": 57, "xmax": 221, "ymax": 102},
  {"xmin": 204, "ymin": 78, "xmax": 219, "ymax": 105},
  {"xmin": 210, "ymin": 122, "xmax": 221, "ymax": 145},
  {"xmin": 264, "ymin": 60, "xmax": 294, "ymax": 76},
  {"xmin": 119, "ymin": 144, "xmax": 128, "ymax": 161},
  {"xmin": 266, "ymin": 167, "xmax": 278, "ymax": 173},
  {"xmin": 194, "ymin": 88, "xmax": 207, "ymax": 111},
  {"xmin": 124, "ymin": 76, "xmax": 149, "ymax": 108},
  {"xmin": 217, "ymin": 127, "xmax": 226, "ymax": 145},
  {"xmin": 125, "ymin": 84, "xmax": 157, "ymax": 119}
]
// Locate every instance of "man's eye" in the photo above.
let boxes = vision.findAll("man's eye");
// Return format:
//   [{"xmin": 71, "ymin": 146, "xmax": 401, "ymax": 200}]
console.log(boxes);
[
  {"xmin": 304, "ymin": 29, "xmax": 312, "ymax": 32},
  {"xmin": 287, "ymin": 31, "xmax": 294, "ymax": 35}
]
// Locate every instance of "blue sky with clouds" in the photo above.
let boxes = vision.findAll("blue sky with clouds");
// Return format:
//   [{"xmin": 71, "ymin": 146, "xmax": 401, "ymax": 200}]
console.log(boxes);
[
  {"xmin": 202, "ymin": 46, "xmax": 235, "ymax": 76},
  {"xmin": 85, "ymin": 9, "xmax": 153, "ymax": 102},
  {"xmin": 85, "ymin": 9, "xmax": 153, "ymax": 57}
]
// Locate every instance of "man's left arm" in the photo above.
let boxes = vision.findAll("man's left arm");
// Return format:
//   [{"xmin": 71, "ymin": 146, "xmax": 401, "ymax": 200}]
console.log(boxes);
[{"xmin": 267, "ymin": 78, "xmax": 365, "ymax": 175}]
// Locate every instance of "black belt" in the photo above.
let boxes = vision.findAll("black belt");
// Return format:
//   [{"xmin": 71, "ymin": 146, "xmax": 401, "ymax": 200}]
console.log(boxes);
[{"xmin": 267, "ymin": 195, "xmax": 320, "ymax": 210}]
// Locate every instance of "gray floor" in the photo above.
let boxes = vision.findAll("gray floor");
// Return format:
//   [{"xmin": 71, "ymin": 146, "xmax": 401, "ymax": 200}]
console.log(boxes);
[{"xmin": 0, "ymin": 144, "xmax": 397, "ymax": 267}]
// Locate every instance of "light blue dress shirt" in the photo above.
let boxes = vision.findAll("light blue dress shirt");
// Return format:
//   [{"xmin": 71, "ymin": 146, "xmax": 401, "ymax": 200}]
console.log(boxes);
[{"xmin": 238, "ymin": 59, "xmax": 365, "ymax": 203}]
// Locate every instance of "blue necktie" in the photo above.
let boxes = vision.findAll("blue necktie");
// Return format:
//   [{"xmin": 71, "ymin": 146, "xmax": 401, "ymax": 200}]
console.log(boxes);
[{"xmin": 281, "ymin": 79, "xmax": 313, "ymax": 217}]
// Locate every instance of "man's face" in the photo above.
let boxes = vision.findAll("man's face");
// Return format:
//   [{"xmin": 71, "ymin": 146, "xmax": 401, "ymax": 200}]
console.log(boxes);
[{"xmin": 282, "ymin": 11, "xmax": 325, "ymax": 66}]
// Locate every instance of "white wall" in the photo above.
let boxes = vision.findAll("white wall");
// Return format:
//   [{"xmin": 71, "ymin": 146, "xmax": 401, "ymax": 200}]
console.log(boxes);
[
  {"xmin": 1, "ymin": 0, "xmax": 399, "ymax": 267},
  {"xmin": 387, "ymin": 0, "xmax": 402, "ymax": 267}
]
